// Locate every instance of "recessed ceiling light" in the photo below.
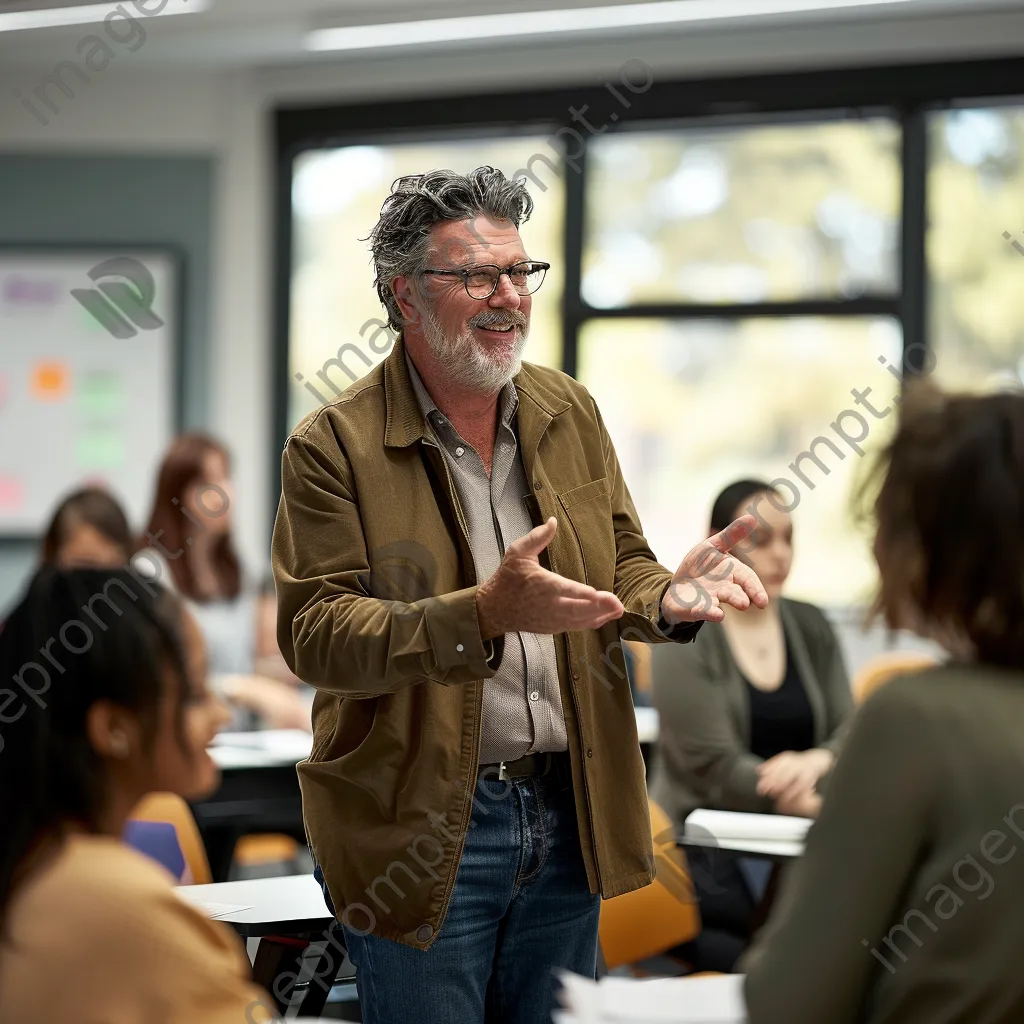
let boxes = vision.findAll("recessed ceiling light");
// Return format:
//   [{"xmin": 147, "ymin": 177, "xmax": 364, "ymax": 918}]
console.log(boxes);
[
  {"xmin": 306, "ymin": 0, "xmax": 932, "ymax": 53},
  {"xmin": 0, "ymin": 0, "xmax": 209, "ymax": 33}
]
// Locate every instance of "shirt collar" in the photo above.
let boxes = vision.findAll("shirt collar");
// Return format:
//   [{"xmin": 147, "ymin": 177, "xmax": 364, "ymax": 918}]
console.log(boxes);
[{"xmin": 404, "ymin": 349, "xmax": 519, "ymax": 430}]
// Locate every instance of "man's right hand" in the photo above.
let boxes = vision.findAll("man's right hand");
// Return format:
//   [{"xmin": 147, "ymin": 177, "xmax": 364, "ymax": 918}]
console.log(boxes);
[{"xmin": 475, "ymin": 517, "xmax": 624, "ymax": 639}]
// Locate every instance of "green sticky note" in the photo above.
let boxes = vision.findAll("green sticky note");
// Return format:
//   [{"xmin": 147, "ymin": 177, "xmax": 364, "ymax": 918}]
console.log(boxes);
[
  {"xmin": 77, "ymin": 429, "xmax": 123, "ymax": 469},
  {"xmin": 78, "ymin": 372, "xmax": 122, "ymax": 416}
]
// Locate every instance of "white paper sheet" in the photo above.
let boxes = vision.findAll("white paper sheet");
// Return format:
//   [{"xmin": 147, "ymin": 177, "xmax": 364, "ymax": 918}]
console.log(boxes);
[
  {"xmin": 684, "ymin": 809, "xmax": 811, "ymax": 844},
  {"xmin": 557, "ymin": 972, "xmax": 747, "ymax": 1023}
]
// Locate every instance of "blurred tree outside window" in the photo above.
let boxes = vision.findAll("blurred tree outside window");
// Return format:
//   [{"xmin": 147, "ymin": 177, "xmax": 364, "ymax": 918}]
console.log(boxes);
[{"xmin": 928, "ymin": 105, "xmax": 1024, "ymax": 390}]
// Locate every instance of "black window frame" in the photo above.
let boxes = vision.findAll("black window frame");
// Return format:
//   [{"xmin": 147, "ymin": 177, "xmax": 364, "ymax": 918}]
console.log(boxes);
[{"xmin": 272, "ymin": 55, "xmax": 1024, "ymax": 517}]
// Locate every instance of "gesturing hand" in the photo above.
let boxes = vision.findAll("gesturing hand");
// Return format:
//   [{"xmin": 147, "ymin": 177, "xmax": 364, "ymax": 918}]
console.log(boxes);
[
  {"xmin": 475, "ymin": 517, "xmax": 624, "ymax": 640},
  {"xmin": 660, "ymin": 515, "xmax": 769, "ymax": 625}
]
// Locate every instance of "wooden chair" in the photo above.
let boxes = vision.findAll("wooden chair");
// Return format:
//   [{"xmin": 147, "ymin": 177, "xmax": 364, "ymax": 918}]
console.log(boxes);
[
  {"xmin": 130, "ymin": 792, "xmax": 212, "ymax": 885},
  {"xmin": 852, "ymin": 651, "xmax": 939, "ymax": 704},
  {"xmin": 598, "ymin": 799, "xmax": 701, "ymax": 971}
]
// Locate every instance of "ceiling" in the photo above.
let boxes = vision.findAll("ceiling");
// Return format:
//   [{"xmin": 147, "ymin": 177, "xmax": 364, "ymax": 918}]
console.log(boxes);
[{"xmin": 0, "ymin": 0, "xmax": 1022, "ymax": 75}]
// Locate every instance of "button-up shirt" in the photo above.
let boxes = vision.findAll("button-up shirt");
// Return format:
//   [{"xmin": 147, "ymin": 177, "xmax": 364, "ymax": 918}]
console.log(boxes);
[{"xmin": 406, "ymin": 354, "xmax": 567, "ymax": 764}]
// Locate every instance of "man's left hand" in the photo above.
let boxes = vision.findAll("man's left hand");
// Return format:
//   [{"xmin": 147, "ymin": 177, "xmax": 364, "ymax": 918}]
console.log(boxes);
[{"xmin": 660, "ymin": 514, "xmax": 769, "ymax": 624}]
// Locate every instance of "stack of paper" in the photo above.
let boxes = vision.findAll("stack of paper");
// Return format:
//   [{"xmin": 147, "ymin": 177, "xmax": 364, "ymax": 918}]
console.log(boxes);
[
  {"xmin": 555, "ymin": 972, "xmax": 747, "ymax": 1024},
  {"xmin": 683, "ymin": 810, "xmax": 810, "ymax": 858}
]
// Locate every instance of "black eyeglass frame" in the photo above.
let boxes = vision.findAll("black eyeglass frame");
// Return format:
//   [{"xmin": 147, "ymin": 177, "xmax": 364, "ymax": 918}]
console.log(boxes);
[{"xmin": 420, "ymin": 260, "xmax": 551, "ymax": 299}]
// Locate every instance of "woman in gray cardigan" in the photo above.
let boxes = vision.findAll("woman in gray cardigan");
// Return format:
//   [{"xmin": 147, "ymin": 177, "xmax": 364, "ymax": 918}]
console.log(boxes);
[{"xmin": 649, "ymin": 479, "xmax": 854, "ymax": 969}]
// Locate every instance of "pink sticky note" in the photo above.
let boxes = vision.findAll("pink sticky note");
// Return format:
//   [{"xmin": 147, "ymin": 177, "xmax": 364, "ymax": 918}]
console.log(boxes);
[{"xmin": 0, "ymin": 476, "xmax": 24, "ymax": 509}]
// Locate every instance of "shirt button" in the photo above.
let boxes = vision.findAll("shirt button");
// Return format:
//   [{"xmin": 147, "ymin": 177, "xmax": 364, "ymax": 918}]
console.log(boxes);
[
  {"xmin": 534, "ymin": 479, "xmax": 543, "ymax": 490},
  {"xmin": 586, "ymin": 748, "xmax": 593, "ymax": 758},
  {"xmin": 456, "ymin": 643, "xmax": 464, "ymax": 653},
  {"xmin": 455, "ymin": 446, "xmax": 465, "ymax": 457},
  {"xmin": 415, "ymin": 924, "xmax": 433, "ymax": 943},
  {"xmin": 529, "ymin": 690, "xmax": 539, "ymax": 701}
]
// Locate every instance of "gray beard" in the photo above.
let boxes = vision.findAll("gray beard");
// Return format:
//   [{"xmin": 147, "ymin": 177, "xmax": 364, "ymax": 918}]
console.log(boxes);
[{"xmin": 422, "ymin": 304, "xmax": 528, "ymax": 394}]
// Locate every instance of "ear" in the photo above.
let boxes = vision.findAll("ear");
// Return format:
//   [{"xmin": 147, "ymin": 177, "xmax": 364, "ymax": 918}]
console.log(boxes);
[
  {"xmin": 391, "ymin": 275, "xmax": 422, "ymax": 329},
  {"xmin": 86, "ymin": 700, "xmax": 142, "ymax": 761}
]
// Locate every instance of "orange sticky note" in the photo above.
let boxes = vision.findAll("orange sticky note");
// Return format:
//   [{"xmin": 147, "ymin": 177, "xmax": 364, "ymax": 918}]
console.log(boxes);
[{"xmin": 32, "ymin": 361, "xmax": 69, "ymax": 400}]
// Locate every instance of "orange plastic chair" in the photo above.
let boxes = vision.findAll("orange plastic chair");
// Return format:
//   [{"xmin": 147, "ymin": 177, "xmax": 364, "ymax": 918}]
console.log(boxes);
[
  {"xmin": 130, "ymin": 792, "xmax": 212, "ymax": 885},
  {"xmin": 852, "ymin": 651, "xmax": 939, "ymax": 704},
  {"xmin": 234, "ymin": 833, "xmax": 301, "ymax": 869},
  {"xmin": 598, "ymin": 799, "xmax": 701, "ymax": 970}
]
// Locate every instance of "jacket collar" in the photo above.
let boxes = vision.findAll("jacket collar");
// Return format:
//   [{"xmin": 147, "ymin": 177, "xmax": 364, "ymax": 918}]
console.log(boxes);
[{"xmin": 383, "ymin": 335, "xmax": 571, "ymax": 449}]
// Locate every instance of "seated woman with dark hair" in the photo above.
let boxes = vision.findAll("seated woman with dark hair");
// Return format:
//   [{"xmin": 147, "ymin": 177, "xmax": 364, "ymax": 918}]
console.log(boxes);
[
  {"xmin": 649, "ymin": 478, "xmax": 854, "ymax": 969},
  {"xmin": 0, "ymin": 569, "xmax": 275, "ymax": 1023},
  {"xmin": 744, "ymin": 385, "xmax": 1024, "ymax": 1023},
  {"xmin": 41, "ymin": 485, "xmax": 136, "ymax": 568}
]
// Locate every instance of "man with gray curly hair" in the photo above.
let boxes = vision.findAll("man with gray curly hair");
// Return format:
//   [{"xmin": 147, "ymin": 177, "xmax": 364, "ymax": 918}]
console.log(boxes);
[{"xmin": 273, "ymin": 166, "xmax": 767, "ymax": 1024}]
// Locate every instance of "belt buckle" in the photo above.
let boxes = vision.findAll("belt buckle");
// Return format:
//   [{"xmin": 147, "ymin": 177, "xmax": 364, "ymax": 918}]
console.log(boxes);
[{"xmin": 498, "ymin": 760, "xmax": 508, "ymax": 782}]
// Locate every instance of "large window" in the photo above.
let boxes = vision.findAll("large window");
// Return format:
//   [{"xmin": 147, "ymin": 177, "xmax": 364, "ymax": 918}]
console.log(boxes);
[
  {"xmin": 278, "ymin": 61, "xmax": 1024, "ymax": 608},
  {"xmin": 576, "ymin": 115, "xmax": 901, "ymax": 603}
]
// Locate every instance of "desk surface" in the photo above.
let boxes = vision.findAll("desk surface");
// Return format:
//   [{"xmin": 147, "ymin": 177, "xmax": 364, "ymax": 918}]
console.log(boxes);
[
  {"xmin": 178, "ymin": 874, "xmax": 332, "ymax": 937},
  {"xmin": 210, "ymin": 708, "xmax": 659, "ymax": 770}
]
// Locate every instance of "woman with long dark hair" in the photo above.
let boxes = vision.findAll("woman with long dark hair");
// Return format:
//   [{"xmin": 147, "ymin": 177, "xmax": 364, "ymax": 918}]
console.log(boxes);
[
  {"xmin": 143, "ymin": 433, "xmax": 309, "ymax": 730},
  {"xmin": 650, "ymin": 477, "xmax": 854, "ymax": 970},
  {"xmin": 744, "ymin": 385, "xmax": 1024, "ymax": 1023},
  {"xmin": 0, "ymin": 569, "xmax": 273, "ymax": 1022}
]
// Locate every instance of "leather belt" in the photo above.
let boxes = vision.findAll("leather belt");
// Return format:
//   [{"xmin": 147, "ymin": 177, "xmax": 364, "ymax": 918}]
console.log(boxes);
[{"xmin": 478, "ymin": 751, "xmax": 565, "ymax": 782}]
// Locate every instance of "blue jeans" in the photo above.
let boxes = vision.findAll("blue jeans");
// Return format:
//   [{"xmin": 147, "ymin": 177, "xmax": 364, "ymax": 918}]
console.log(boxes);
[{"xmin": 319, "ymin": 758, "xmax": 600, "ymax": 1024}]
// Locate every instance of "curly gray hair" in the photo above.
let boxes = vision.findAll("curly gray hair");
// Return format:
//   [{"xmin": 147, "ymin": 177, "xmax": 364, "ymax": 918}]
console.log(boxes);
[{"xmin": 368, "ymin": 166, "xmax": 534, "ymax": 333}]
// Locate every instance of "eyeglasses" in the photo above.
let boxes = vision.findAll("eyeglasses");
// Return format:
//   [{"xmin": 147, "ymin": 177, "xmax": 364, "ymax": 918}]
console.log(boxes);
[{"xmin": 420, "ymin": 260, "xmax": 550, "ymax": 299}]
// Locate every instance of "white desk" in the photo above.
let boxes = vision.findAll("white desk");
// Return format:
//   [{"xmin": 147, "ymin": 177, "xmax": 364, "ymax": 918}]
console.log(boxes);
[
  {"xmin": 178, "ymin": 874, "xmax": 332, "ymax": 938},
  {"xmin": 209, "ymin": 729, "xmax": 314, "ymax": 769}
]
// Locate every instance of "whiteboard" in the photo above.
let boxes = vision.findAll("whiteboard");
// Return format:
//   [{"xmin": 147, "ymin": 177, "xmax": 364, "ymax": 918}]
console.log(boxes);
[{"xmin": 0, "ymin": 248, "xmax": 177, "ymax": 536}]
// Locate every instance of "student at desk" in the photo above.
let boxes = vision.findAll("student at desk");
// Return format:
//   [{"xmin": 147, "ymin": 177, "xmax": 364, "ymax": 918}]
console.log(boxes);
[
  {"xmin": 649, "ymin": 479, "xmax": 854, "ymax": 969},
  {"xmin": 0, "ymin": 568, "xmax": 275, "ymax": 1023},
  {"xmin": 142, "ymin": 433, "xmax": 311, "ymax": 732},
  {"xmin": 744, "ymin": 386, "xmax": 1024, "ymax": 1024}
]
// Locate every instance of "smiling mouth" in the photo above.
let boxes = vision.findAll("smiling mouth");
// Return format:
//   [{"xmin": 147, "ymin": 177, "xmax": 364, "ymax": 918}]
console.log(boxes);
[{"xmin": 476, "ymin": 323, "xmax": 516, "ymax": 333}]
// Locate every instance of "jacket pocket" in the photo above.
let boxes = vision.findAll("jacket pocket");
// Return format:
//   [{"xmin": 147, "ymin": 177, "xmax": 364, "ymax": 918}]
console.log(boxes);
[{"xmin": 558, "ymin": 477, "xmax": 615, "ymax": 589}]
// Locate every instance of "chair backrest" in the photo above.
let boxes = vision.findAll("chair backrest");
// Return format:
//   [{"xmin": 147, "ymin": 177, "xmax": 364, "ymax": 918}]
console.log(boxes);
[
  {"xmin": 598, "ymin": 799, "xmax": 700, "ymax": 970},
  {"xmin": 129, "ymin": 792, "xmax": 212, "ymax": 885},
  {"xmin": 852, "ymin": 651, "xmax": 939, "ymax": 704}
]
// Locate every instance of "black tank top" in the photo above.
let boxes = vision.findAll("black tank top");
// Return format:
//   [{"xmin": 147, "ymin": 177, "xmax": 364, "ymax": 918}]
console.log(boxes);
[{"xmin": 744, "ymin": 642, "xmax": 815, "ymax": 761}]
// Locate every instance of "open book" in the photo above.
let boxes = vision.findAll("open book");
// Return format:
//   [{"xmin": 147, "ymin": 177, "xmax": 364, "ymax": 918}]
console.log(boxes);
[
  {"xmin": 555, "ymin": 972, "xmax": 747, "ymax": 1023},
  {"xmin": 682, "ymin": 809, "xmax": 810, "ymax": 858}
]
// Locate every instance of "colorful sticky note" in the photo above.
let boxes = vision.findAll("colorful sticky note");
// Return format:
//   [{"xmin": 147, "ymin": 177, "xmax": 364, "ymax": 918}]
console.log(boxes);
[
  {"xmin": 77, "ymin": 429, "xmax": 123, "ymax": 469},
  {"xmin": 32, "ymin": 361, "xmax": 70, "ymax": 400},
  {"xmin": 78, "ymin": 372, "xmax": 122, "ymax": 416},
  {"xmin": 0, "ymin": 476, "xmax": 24, "ymax": 510}
]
